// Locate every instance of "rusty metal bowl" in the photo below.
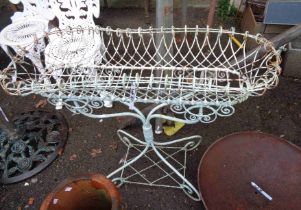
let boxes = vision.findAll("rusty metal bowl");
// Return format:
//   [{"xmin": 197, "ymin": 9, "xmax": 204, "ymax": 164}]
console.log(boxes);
[{"xmin": 198, "ymin": 131, "xmax": 301, "ymax": 210}]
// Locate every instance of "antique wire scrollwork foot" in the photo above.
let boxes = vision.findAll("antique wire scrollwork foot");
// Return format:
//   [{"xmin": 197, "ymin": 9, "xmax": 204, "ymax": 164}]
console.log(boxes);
[{"xmin": 108, "ymin": 124, "xmax": 202, "ymax": 201}]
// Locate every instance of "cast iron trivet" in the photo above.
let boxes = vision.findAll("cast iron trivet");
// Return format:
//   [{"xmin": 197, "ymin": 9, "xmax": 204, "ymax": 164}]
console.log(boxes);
[{"xmin": 0, "ymin": 109, "xmax": 68, "ymax": 184}]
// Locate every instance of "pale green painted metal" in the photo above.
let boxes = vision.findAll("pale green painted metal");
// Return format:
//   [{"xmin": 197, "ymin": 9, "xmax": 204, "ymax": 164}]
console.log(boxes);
[
  {"xmin": 0, "ymin": 26, "xmax": 282, "ymax": 201},
  {"xmin": 71, "ymin": 100, "xmax": 203, "ymax": 200}
]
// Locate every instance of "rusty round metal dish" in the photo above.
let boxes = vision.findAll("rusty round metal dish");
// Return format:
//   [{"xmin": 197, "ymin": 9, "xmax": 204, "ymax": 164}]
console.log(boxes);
[{"xmin": 198, "ymin": 131, "xmax": 301, "ymax": 210}]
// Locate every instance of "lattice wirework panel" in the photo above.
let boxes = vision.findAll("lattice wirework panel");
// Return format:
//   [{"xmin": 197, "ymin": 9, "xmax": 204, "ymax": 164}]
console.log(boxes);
[{"xmin": 0, "ymin": 26, "xmax": 281, "ymax": 107}]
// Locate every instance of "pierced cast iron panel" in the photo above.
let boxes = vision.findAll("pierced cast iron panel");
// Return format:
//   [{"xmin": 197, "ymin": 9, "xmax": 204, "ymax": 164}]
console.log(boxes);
[{"xmin": 0, "ymin": 110, "xmax": 68, "ymax": 184}]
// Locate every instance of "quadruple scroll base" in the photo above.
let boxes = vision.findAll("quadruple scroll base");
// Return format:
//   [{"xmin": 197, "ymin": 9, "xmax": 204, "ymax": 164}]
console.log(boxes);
[{"xmin": 108, "ymin": 129, "xmax": 202, "ymax": 201}]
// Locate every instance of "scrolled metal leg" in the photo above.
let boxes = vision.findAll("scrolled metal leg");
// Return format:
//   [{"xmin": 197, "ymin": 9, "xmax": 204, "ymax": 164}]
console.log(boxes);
[
  {"xmin": 117, "ymin": 129, "xmax": 147, "ymax": 147},
  {"xmin": 74, "ymin": 102, "xmax": 201, "ymax": 200},
  {"xmin": 150, "ymin": 142, "xmax": 201, "ymax": 201},
  {"xmin": 109, "ymin": 126, "xmax": 201, "ymax": 200},
  {"xmin": 153, "ymin": 135, "xmax": 202, "ymax": 151},
  {"xmin": 107, "ymin": 130, "xmax": 150, "ymax": 181},
  {"xmin": 181, "ymin": 183, "xmax": 201, "ymax": 201},
  {"xmin": 111, "ymin": 177, "xmax": 125, "ymax": 187}
]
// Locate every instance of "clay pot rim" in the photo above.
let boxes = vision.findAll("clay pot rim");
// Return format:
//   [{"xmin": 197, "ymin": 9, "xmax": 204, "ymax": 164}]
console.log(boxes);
[{"xmin": 40, "ymin": 173, "xmax": 121, "ymax": 210}]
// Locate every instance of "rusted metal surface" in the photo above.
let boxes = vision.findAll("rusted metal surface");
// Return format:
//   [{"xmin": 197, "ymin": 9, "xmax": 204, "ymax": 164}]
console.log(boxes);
[
  {"xmin": 40, "ymin": 174, "xmax": 121, "ymax": 210},
  {"xmin": 207, "ymin": 0, "xmax": 217, "ymax": 28},
  {"xmin": 198, "ymin": 131, "xmax": 301, "ymax": 210},
  {"xmin": 0, "ymin": 109, "xmax": 68, "ymax": 184}
]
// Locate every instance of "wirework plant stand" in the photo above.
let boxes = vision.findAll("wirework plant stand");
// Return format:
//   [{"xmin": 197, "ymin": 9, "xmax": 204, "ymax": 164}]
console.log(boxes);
[{"xmin": 0, "ymin": 26, "xmax": 281, "ymax": 201}]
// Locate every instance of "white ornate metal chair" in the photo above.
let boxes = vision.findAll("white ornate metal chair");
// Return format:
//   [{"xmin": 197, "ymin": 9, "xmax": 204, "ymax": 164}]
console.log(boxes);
[
  {"xmin": 0, "ymin": 0, "xmax": 54, "ymax": 73},
  {"xmin": 0, "ymin": 26, "xmax": 282, "ymax": 200},
  {"xmin": 44, "ymin": 0, "xmax": 111, "ymax": 106},
  {"xmin": 45, "ymin": 0, "xmax": 105, "ymax": 69}
]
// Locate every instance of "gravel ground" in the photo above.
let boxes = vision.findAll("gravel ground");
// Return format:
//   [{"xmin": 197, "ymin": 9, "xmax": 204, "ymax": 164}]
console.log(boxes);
[{"xmin": 0, "ymin": 7, "xmax": 301, "ymax": 210}]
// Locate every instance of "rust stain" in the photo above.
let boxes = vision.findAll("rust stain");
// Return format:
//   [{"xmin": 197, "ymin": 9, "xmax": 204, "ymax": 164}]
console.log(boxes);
[{"xmin": 164, "ymin": 6, "xmax": 173, "ymax": 16}]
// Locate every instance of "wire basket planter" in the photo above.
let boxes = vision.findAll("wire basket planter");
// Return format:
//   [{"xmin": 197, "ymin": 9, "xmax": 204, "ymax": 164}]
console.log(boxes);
[{"xmin": 0, "ymin": 26, "xmax": 281, "ymax": 200}]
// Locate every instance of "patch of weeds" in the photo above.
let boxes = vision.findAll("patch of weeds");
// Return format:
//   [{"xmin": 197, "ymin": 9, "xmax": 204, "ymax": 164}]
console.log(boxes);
[{"xmin": 217, "ymin": 0, "xmax": 237, "ymax": 22}]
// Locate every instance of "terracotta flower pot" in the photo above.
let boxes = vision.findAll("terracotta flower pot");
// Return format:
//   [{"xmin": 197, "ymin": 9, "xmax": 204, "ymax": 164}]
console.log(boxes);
[{"xmin": 40, "ymin": 174, "xmax": 121, "ymax": 210}]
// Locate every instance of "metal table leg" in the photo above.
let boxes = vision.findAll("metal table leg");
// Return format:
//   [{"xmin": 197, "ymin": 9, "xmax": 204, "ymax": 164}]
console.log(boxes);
[
  {"xmin": 74, "ymin": 102, "xmax": 202, "ymax": 201},
  {"xmin": 155, "ymin": 0, "xmax": 174, "ymax": 134}
]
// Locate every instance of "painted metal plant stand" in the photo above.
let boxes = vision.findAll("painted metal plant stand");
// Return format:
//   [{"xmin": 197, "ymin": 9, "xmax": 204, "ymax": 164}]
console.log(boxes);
[{"xmin": 0, "ymin": 26, "xmax": 281, "ymax": 200}]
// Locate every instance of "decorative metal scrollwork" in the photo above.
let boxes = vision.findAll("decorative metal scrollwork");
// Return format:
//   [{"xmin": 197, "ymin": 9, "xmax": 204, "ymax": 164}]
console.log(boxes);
[
  {"xmin": 47, "ymin": 96, "xmax": 105, "ymax": 115},
  {"xmin": 170, "ymin": 104, "xmax": 235, "ymax": 123},
  {"xmin": 0, "ymin": 110, "xmax": 68, "ymax": 184}
]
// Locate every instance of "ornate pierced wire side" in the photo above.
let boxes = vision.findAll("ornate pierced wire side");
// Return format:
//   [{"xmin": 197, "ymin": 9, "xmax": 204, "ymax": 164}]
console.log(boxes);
[
  {"xmin": 9, "ymin": 0, "xmax": 54, "ymax": 22},
  {"xmin": 0, "ymin": 0, "xmax": 102, "ymax": 73},
  {"xmin": 0, "ymin": 0, "xmax": 54, "ymax": 77},
  {"xmin": 0, "ymin": 0, "xmax": 54, "ymax": 46},
  {"xmin": 49, "ymin": 0, "xmax": 100, "ymax": 28},
  {"xmin": 45, "ymin": 1, "xmax": 105, "ymax": 74},
  {"xmin": 0, "ymin": 27, "xmax": 281, "ymax": 110}
]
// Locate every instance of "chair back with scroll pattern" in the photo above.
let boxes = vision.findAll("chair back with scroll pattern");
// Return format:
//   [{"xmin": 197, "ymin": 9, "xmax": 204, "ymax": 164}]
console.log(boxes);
[
  {"xmin": 49, "ymin": 0, "xmax": 100, "ymax": 28},
  {"xmin": 9, "ymin": 0, "xmax": 55, "ymax": 22}
]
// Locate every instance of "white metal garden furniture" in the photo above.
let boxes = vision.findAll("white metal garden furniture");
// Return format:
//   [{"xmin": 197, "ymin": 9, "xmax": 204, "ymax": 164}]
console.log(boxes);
[
  {"xmin": 0, "ymin": 26, "xmax": 282, "ymax": 201},
  {"xmin": 44, "ymin": 0, "xmax": 105, "ymax": 68},
  {"xmin": 0, "ymin": 0, "xmax": 54, "ymax": 73},
  {"xmin": 44, "ymin": 0, "xmax": 110, "ymax": 107}
]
